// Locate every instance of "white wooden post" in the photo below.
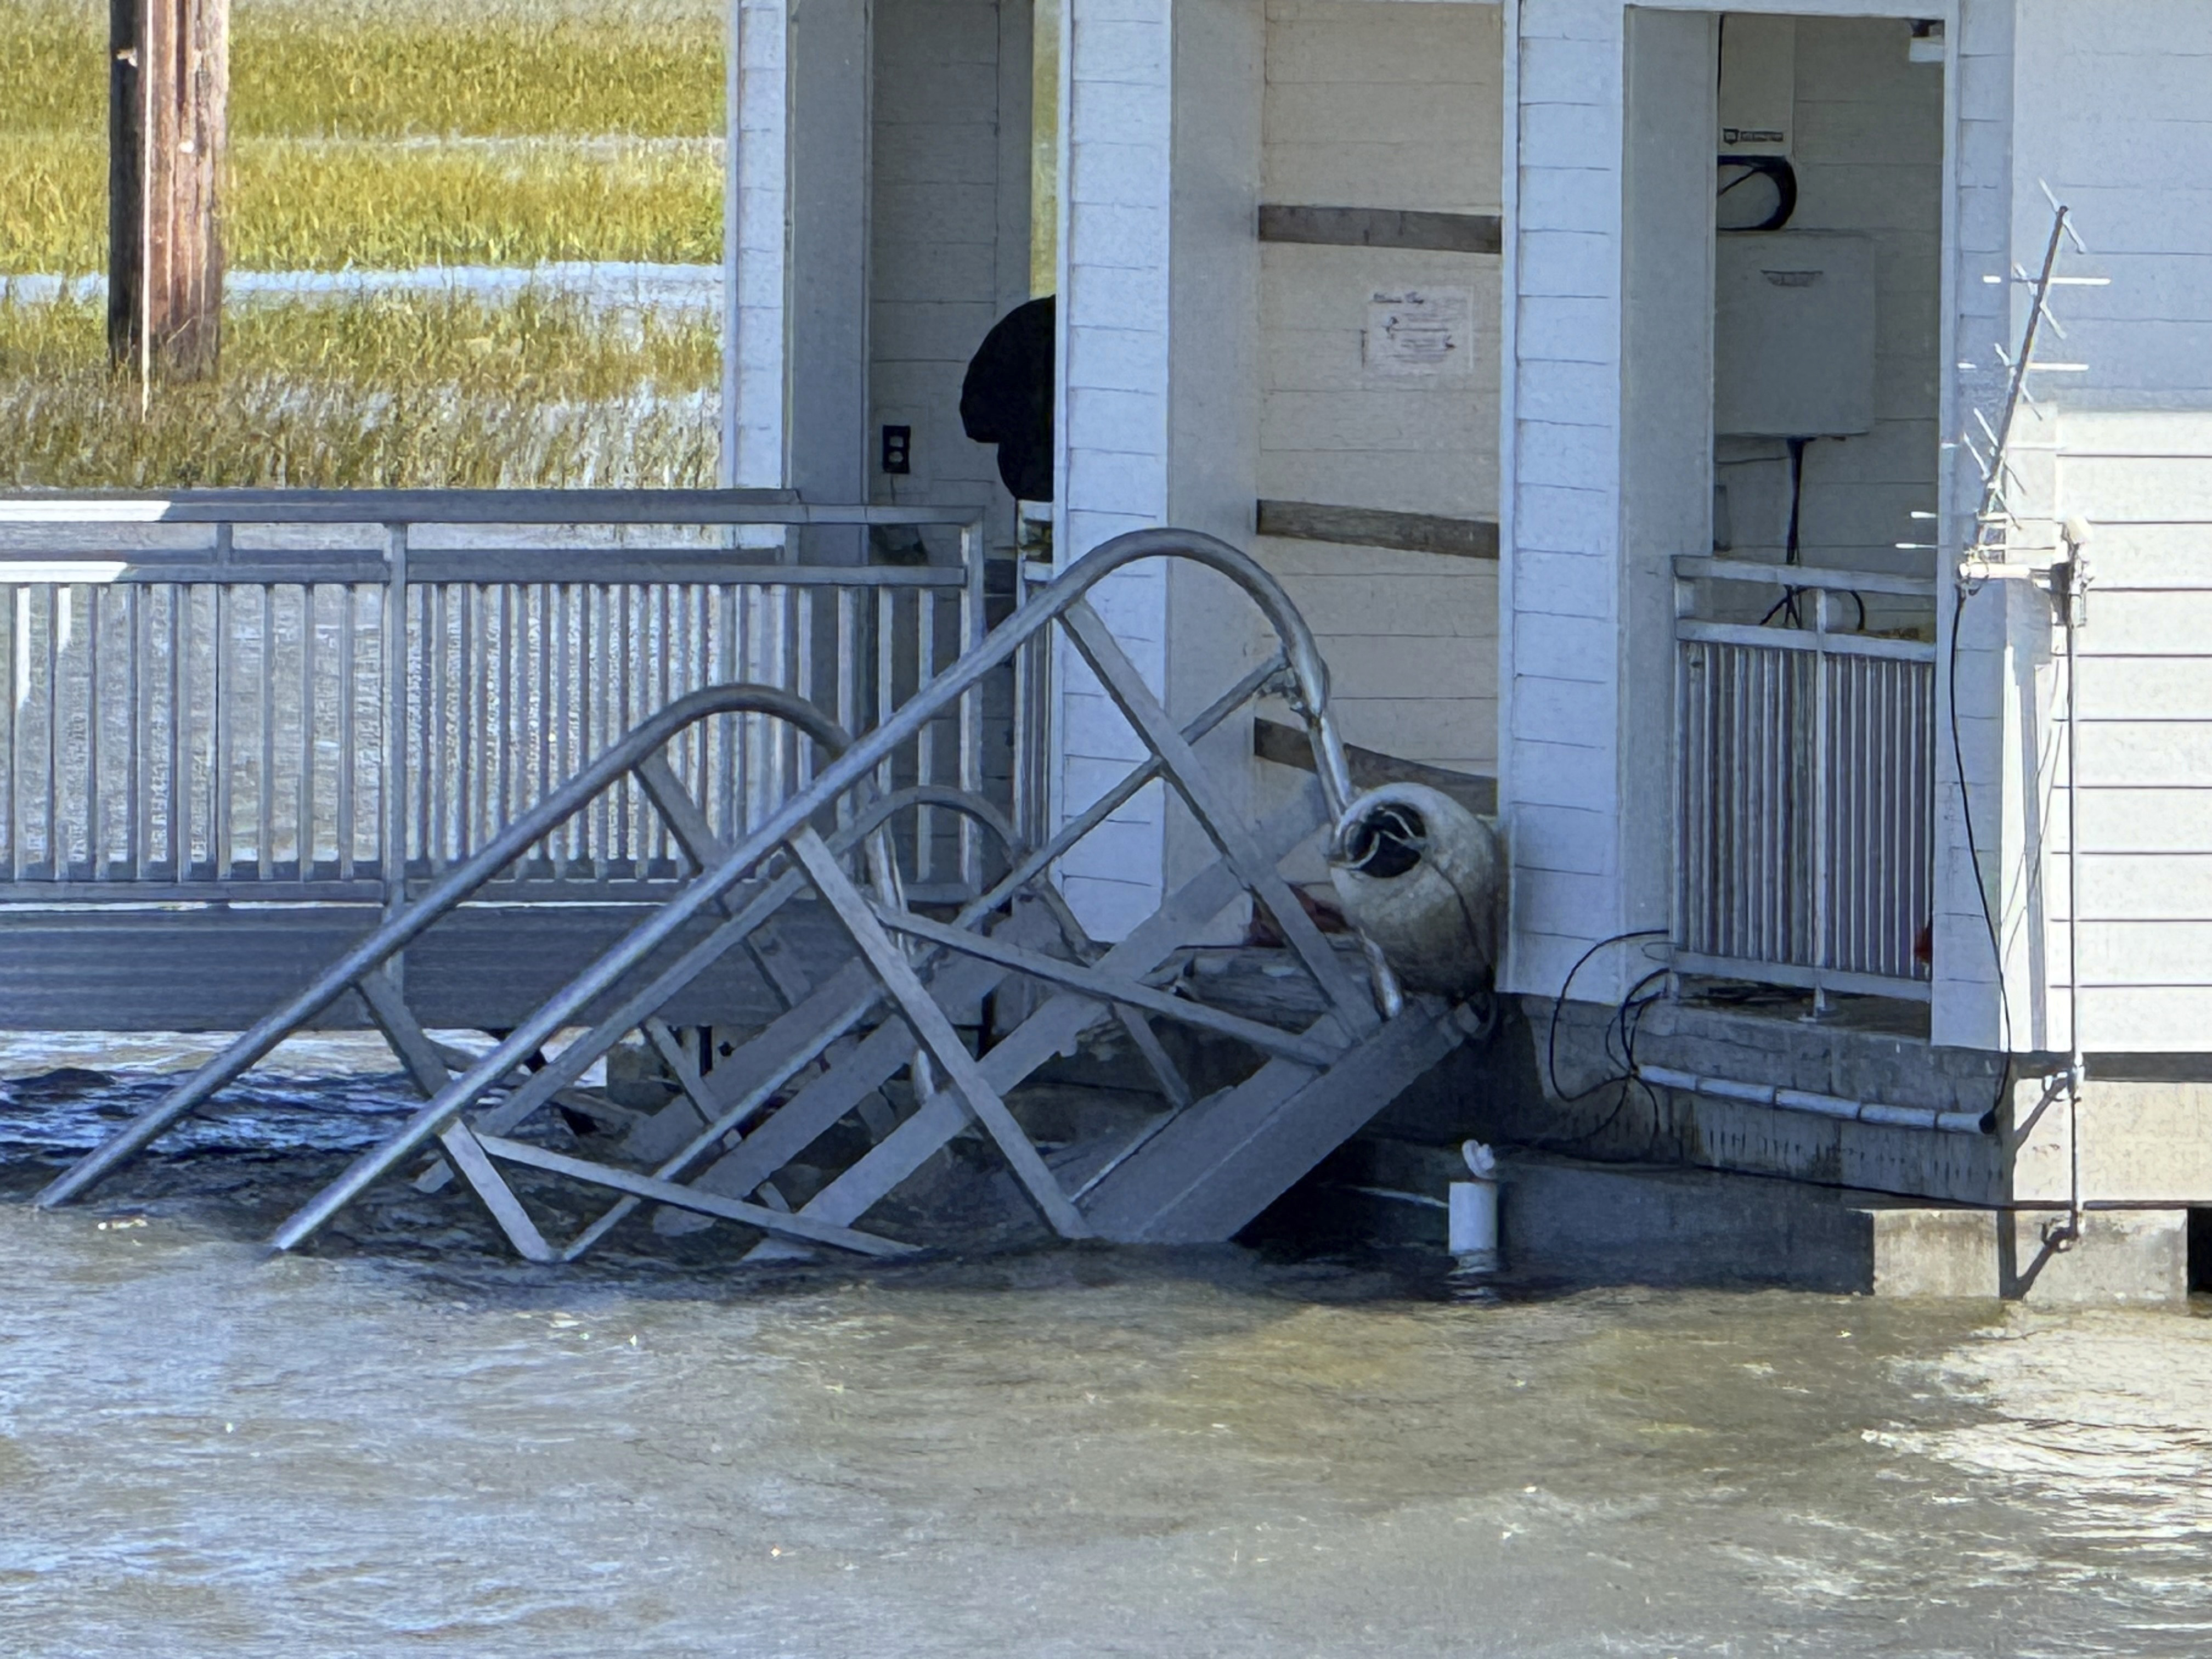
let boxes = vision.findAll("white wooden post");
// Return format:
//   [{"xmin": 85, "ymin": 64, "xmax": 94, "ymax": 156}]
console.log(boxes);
[
  {"xmin": 790, "ymin": 0, "xmax": 872, "ymax": 562},
  {"xmin": 724, "ymin": 0, "xmax": 791, "ymax": 494}
]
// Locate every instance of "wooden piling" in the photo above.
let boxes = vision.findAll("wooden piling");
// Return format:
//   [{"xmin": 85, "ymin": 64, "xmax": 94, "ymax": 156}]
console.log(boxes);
[{"xmin": 108, "ymin": 0, "xmax": 228, "ymax": 381}]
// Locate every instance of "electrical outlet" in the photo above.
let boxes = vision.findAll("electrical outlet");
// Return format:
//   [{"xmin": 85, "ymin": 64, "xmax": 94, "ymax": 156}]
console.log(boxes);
[{"xmin": 881, "ymin": 425, "xmax": 912, "ymax": 476}]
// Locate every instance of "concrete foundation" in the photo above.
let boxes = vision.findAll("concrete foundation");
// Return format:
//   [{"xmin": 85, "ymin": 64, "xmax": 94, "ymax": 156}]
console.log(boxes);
[
  {"xmin": 1275, "ymin": 1135, "xmax": 2189, "ymax": 1304},
  {"xmin": 1869, "ymin": 1206, "xmax": 2188, "ymax": 1305},
  {"xmin": 1057, "ymin": 960, "xmax": 2205, "ymax": 1304}
]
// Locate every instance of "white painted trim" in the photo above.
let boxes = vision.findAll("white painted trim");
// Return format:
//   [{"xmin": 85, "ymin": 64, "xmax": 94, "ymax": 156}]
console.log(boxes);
[
  {"xmin": 1497, "ymin": 0, "xmax": 1521, "ymax": 988},
  {"xmin": 720, "ymin": 0, "xmax": 741, "ymax": 486},
  {"xmin": 1929, "ymin": 0, "xmax": 1982, "ymax": 1041},
  {"xmin": 996, "ymin": 0, "xmax": 1037, "ymax": 322},
  {"xmin": 1634, "ymin": 0, "xmax": 1936, "ymax": 13},
  {"xmin": 723, "ymin": 0, "xmax": 793, "ymax": 494},
  {"xmin": 1049, "ymin": 0, "xmax": 1073, "ymax": 569},
  {"xmin": 1047, "ymin": 0, "xmax": 1073, "ymax": 863}
]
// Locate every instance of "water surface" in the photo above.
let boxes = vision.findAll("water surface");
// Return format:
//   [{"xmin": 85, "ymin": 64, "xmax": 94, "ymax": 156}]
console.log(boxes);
[{"xmin": 1, "ymin": 1056, "xmax": 2208, "ymax": 1657}]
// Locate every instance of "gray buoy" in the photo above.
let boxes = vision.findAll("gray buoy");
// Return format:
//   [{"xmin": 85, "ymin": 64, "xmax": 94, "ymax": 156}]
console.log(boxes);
[{"xmin": 1327, "ymin": 782, "xmax": 1503, "ymax": 1011}]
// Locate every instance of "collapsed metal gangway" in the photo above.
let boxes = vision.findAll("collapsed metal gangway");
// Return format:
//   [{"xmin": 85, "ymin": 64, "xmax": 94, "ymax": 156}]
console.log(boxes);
[{"xmin": 36, "ymin": 530, "xmax": 1482, "ymax": 1257}]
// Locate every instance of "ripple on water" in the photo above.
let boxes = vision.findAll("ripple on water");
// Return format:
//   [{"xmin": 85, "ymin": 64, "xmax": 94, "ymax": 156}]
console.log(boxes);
[{"xmin": 1880, "ymin": 1310, "xmax": 2212, "ymax": 1568}]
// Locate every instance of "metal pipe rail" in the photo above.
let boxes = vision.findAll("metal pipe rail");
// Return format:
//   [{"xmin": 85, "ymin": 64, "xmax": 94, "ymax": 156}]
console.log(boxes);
[
  {"xmin": 0, "ymin": 490, "xmax": 997, "ymax": 909},
  {"xmin": 255, "ymin": 528, "xmax": 1386, "ymax": 1247},
  {"xmin": 1673, "ymin": 555, "xmax": 1937, "ymax": 1006},
  {"xmin": 36, "ymin": 682, "xmax": 865, "ymax": 1211},
  {"xmin": 43, "ymin": 528, "xmax": 1423, "ymax": 1263}
]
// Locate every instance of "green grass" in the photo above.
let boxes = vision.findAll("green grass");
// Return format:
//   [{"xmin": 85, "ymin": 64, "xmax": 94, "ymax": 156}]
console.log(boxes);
[
  {"xmin": 0, "ymin": 0, "xmax": 726, "ymax": 273},
  {"xmin": 0, "ymin": 291, "xmax": 720, "ymax": 488},
  {"xmin": 3, "ymin": 0, "xmax": 725, "ymax": 140},
  {"xmin": 2, "ymin": 133, "xmax": 723, "ymax": 273},
  {"xmin": 0, "ymin": 0, "xmax": 729, "ymax": 487}
]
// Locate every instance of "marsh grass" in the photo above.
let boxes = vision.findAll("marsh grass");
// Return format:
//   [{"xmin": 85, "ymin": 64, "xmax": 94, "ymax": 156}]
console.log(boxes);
[
  {"xmin": 0, "ymin": 291, "xmax": 720, "ymax": 487},
  {"xmin": 0, "ymin": 0, "xmax": 727, "ymax": 486},
  {"xmin": 3, "ymin": 134, "xmax": 723, "ymax": 273},
  {"xmin": 3, "ymin": 0, "xmax": 724, "ymax": 139},
  {"xmin": 0, "ymin": 0, "xmax": 725, "ymax": 273}
]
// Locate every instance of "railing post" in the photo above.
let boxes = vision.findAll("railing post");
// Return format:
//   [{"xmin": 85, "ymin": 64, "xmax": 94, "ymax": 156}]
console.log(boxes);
[
  {"xmin": 961, "ymin": 517, "xmax": 985, "ymax": 892},
  {"xmin": 382, "ymin": 522, "xmax": 409, "ymax": 936},
  {"xmin": 1671, "ymin": 561, "xmax": 1689, "ymax": 971},
  {"xmin": 1808, "ymin": 586, "xmax": 1832, "ymax": 1019}
]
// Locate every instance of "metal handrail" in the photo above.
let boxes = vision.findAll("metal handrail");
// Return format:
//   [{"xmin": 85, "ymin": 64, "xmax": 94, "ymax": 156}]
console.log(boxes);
[
  {"xmin": 1049, "ymin": 529, "xmax": 1356, "ymax": 818},
  {"xmin": 0, "ymin": 490, "xmax": 983, "ymax": 527},
  {"xmin": 0, "ymin": 492, "xmax": 998, "ymax": 907},
  {"xmin": 246, "ymin": 529, "xmax": 1378, "ymax": 1246},
  {"xmin": 1673, "ymin": 553, "xmax": 1938, "ymax": 1006},
  {"xmin": 1672, "ymin": 554, "xmax": 1939, "ymax": 600},
  {"xmin": 36, "ymin": 682, "xmax": 859, "ymax": 1207},
  {"xmin": 41, "ymin": 529, "xmax": 1378, "ymax": 1234}
]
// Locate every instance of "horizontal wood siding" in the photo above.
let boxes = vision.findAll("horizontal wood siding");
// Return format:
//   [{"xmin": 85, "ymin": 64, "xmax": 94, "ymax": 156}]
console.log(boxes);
[
  {"xmin": 1258, "ymin": 0, "xmax": 1502, "ymax": 785},
  {"xmin": 2042, "ymin": 415, "xmax": 2212, "ymax": 1048},
  {"xmin": 1978, "ymin": 0, "xmax": 2212, "ymax": 1049},
  {"xmin": 871, "ymin": 0, "xmax": 1017, "ymax": 517}
]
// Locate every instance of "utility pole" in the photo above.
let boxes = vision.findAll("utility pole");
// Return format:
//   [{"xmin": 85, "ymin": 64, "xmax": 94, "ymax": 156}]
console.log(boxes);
[{"xmin": 109, "ymin": 0, "xmax": 228, "ymax": 381}]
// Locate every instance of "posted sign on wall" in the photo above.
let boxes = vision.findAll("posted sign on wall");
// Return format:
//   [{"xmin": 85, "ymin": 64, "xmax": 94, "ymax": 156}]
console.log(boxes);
[{"xmin": 1365, "ymin": 287, "xmax": 1473, "ymax": 379}]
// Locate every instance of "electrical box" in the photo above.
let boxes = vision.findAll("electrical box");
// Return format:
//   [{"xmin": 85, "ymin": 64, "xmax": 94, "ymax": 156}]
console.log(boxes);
[
  {"xmin": 1718, "ymin": 14, "xmax": 1795, "ymax": 155},
  {"xmin": 1713, "ymin": 232, "xmax": 1877, "ymax": 438}
]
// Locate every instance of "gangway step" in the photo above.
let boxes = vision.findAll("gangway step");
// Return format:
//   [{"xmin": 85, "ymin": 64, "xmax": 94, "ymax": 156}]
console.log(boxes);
[{"xmin": 1082, "ymin": 998, "xmax": 1474, "ymax": 1243}]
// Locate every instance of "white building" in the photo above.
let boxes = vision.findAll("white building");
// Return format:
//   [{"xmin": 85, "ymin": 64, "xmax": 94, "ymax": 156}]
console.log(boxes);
[{"xmin": 730, "ymin": 0, "xmax": 2212, "ymax": 1293}]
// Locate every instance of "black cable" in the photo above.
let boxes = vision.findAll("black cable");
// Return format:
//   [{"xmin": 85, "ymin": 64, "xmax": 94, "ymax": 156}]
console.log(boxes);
[
  {"xmin": 1537, "ymin": 967, "xmax": 1672, "ymax": 1156},
  {"xmin": 1616, "ymin": 967, "xmax": 1671, "ymax": 1073},
  {"xmin": 1781, "ymin": 438, "xmax": 1809, "ymax": 626},
  {"xmin": 1717, "ymin": 155, "xmax": 1799, "ymax": 233},
  {"xmin": 1784, "ymin": 437, "xmax": 1808, "ymax": 567},
  {"xmin": 1618, "ymin": 970, "xmax": 1673, "ymax": 1156},
  {"xmin": 1760, "ymin": 585, "xmax": 1867, "ymax": 632},
  {"xmin": 1752, "ymin": 439, "xmax": 1869, "ymax": 634},
  {"xmin": 1985, "ymin": 1054, "xmax": 2014, "ymax": 1137},
  {"xmin": 1543, "ymin": 929, "xmax": 1668, "ymax": 1107},
  {"xmin": 1947, "ymin": 582, "xmax": 2014, "ymax": 1052}
]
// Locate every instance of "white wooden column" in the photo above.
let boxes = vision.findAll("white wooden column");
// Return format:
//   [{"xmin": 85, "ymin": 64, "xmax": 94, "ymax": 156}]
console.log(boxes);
[
  {"xmin": 1052, "ymin": 0, "xmax": 1176, "ymax": 940},
  {"xmin": 1929, "ymin": 0, "xmax": 2018, "ymax": 1049},
  {"xmin": 723, "ymin": 0, "xmax": 791, "ymax": 491},
  {"xmin": 1498, "ymin": 0, "xmax": 1632, "ymax": 1000},
  {"xmin": 1051, "ymin": 0, "xmax": 1265, "ymax": 944},
  {"xmin": 791, "ymin": 0, "xmax": 873, "ymax": 555}
]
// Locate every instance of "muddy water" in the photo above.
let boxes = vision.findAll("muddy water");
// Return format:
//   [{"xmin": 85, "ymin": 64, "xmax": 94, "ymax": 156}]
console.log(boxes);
[{"xmin": 2, "ymin": 1054, "xmax": 2211, "ymax": 1656}]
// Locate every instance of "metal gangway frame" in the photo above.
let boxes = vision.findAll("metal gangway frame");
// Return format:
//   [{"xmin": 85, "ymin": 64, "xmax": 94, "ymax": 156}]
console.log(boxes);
[{"xmin": 38, "ymin": 529, "xmax": 1477, "ymax": 1259}]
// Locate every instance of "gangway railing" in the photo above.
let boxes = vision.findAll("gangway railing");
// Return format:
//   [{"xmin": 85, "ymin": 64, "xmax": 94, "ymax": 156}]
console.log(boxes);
[
  {"xmin": 0, "ymin": 490, "xmax": 1021, "ymax": 905},
  {"xmin": 38, "ymin": 529, "xmax": 1476, "ymax": 1262}
]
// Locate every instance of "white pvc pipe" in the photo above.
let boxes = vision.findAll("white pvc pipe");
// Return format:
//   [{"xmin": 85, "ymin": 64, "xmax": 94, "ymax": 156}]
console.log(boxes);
[
  {"xmin": 1449, "ymin": 1180, "xmax": 1499, "ymax": 1269},
  {"xmin": 1635, "ymin": 1064, "xmax": 1991, "ymax": 1136},
  {"xmin": 1449, "ymin": 1139, "xmax": 1500, "ymax": 1271}
]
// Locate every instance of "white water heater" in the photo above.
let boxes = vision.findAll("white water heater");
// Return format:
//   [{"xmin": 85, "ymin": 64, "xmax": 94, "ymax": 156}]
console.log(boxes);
[{"xmin": 1713, "ymin": 230, "xmax": 1877, "ymax": 438}]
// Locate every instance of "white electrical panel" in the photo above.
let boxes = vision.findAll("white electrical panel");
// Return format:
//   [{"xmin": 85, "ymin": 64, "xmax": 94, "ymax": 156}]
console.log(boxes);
[
  {"xmin": 1718, "ymin": 14, "xmax": 1795, "ymax": 154},
  {"xmin": 1713, "ymin": 232, "xmax": 1877, "ymax": 438}
]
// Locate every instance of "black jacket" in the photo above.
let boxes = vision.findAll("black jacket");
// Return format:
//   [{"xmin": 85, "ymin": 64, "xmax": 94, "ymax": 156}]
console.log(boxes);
[{"xmin": 960, "ymin": 296, "xmax": 1055, "ymax": 502}]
